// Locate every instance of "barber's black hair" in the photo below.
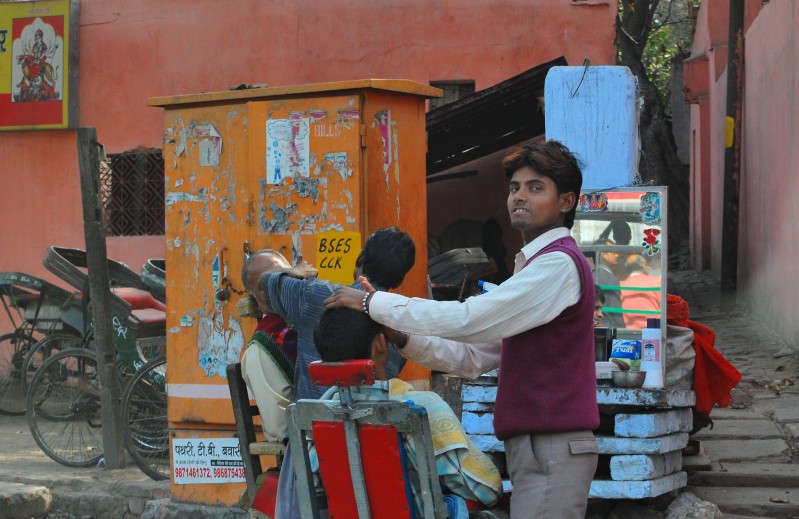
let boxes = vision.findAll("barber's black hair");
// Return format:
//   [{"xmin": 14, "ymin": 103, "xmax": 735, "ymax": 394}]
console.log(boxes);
[
  {"xmin": 360, "ymin": 227, "xmax": 416, "ymax": 289},
  {"xmin": 314, "ymin": 307, "xmax": 383, "ymax": 362},
  {"xmin": 502, "ymin": 140, "xmax": 583, "ymax": 229}
]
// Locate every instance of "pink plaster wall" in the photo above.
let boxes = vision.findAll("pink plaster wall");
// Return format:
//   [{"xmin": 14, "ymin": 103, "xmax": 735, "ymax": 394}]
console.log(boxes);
[
  {"xmin": 0, "ymin": 0, "xmax": 616, "ymax": 294},
  {"xmin": 688, "ymin": 1, "xmax": 799, "ymax": 345},
  {"xmin": 738, "ymin": 1, "xmax": 799, "ymax": 345},
  {"xmin": 686, "ymin": 0, "xmax": 730, "ymax": 274}
]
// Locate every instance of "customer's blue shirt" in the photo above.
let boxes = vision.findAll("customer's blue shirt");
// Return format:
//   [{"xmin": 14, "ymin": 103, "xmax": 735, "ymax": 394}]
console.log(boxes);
[{"xmin": 264, "ymin": 273, "xmax": 407, "ymax": 400}]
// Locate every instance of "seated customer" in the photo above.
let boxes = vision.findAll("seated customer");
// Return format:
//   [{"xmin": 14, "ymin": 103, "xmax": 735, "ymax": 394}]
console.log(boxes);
[
  {"xmin": 237, "ymin": 249, "xmax": 298, "ymax": 443},
  {"xmin": 313, "ymin": 307, "xmax": 504, "ymax": 515}
]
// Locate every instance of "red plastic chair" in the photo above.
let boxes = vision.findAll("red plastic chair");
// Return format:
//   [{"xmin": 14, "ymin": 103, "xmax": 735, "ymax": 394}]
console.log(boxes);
[{"xmin": 287, "ymin": 359, "xmax": 447, "ymax": 519}]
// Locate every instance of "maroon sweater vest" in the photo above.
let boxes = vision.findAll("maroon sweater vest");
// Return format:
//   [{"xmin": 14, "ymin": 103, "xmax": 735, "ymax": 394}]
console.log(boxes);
[{"xmin": 493, "ymin": 237, "xmax": 599, "ymax": 440}]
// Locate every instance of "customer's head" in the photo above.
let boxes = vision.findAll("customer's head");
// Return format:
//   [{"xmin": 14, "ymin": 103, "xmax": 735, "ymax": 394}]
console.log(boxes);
[
  {"xmin": 314, "ymin": 307, "xmax": 388, "ymax": 379},
  {"xmin": 594, "ymin": 284, "xmax": 606, "ymax": 326},
  {"xmin": 238, "ymin": 249, "xmax": 290, "ymax": 316},
  {"xmin": 594, "ymin": 238, "xmax": 621, "ymax": 270},
  {"xmin": 625, "ymin": 254, "xmax": 650, "ymax": 277},
  {"xmin": 502, "ymin": 140, "xmax": 583, "ymax": 229},
  {"xmin": 358, "ymin": 227, "xmax": 416, "ymax": 289}
]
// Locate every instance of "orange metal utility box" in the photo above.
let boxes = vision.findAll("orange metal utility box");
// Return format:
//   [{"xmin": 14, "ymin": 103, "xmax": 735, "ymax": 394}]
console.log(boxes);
[{"xmin": 148, "ymin": 80, "xmax": 440, "ymax": 505}]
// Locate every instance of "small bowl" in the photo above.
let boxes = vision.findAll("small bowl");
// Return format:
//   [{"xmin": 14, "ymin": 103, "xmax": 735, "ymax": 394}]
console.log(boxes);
[{"xmin": 612, "ymin": 370, "xmax": 647, "ymax": 388}]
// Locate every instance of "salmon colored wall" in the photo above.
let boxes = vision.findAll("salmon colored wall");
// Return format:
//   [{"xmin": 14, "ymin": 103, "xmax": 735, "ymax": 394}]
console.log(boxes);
[
  {"xmin": 76, "ymin": 0, "xmax": 615, "ymax": 149},
  {"xmin": 687, "ymin": 1, "xmax": 799, "ymax": 345},
  {"xmin": 1, "ymin": 0, "xmax": 615, "ymax": 299},
  {"xmin": 0, "ymin": 132, "xmax": 84, "ymax": 286},
  {"xmin": 686, "ymin": 0, "xmax": 732, "ymax": 275},
  {"xmin": 0, "ymin": 0, "xmax": 617, "ymax": 504},
  {"xmin": 737, "ymin": 1, "xmax": 799, "ymax": 346}
]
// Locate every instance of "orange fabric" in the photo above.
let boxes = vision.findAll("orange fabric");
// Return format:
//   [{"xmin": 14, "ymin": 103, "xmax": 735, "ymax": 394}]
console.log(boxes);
[{"xmin": 666, "ymin": 294, "xmax": 741, "ymax": 414}]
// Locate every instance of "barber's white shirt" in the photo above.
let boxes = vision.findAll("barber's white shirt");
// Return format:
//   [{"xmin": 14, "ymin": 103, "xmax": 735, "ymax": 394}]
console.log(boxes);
[{"xmin": 368, "ymin": 228, "xmax": 582, "ymax": 379}]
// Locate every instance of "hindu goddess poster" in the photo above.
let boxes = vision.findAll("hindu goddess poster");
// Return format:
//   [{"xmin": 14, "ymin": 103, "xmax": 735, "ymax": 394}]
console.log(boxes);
[{"xmin": 0, "ymin": 0, "xmax": 78, "ymax": 130}]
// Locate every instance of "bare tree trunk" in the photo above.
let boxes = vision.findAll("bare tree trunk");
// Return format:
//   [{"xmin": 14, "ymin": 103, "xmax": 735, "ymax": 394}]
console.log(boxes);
[{"xmin": 616, "ymin": 3, "xmax": 690, "ymax": 251}]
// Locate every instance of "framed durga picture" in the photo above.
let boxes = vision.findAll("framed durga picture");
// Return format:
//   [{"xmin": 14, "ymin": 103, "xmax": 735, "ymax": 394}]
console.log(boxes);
[{"xmin": 0, "ymin": 0, "xmax": 79, "ymax": 131}]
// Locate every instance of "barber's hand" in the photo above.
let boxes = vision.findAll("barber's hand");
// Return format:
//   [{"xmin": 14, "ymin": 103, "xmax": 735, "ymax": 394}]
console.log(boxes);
[
  {"xmin": 286, "ymin": 257, "xmax": 318, "ymax": 279},
  {"xmin": 358, "ymin": 276, "xmax": 376, "ymax": 292},
  {"xmin": 383, "ymin": 326, "xmax": 409, "ymax": 349},
  {"xmin": 323, "ymin": 286, "xmax": 368, "ymax": 311}
]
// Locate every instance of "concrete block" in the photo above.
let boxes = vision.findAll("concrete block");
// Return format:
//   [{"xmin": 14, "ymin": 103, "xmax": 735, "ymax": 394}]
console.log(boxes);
[
  {"xmin": 468, "ymin": 434, "xmax": 504, "ymax": 453},
  {"xmin": 689, "ymin": 486, "xmax": 799, "ymax": 517},
  {"xmin": 709, "ymin": 406, "xmax": 763, "ymax": 420},
  {"xmin": 597, "ymin": 388, "xmax": 695, "ymax": 407},
  {"xmin": 688, "ymin": 462, "xmax": 799, "ymax": 488},
  {"xmin": 589, "ymin": 471, "xmax": 687, "ymax": 499},
  {"xmin": 0, "ymin": 483, "xmax": 51, "ymax": 519},
  {"xmin": 609, "ymin": 451, "xmax": 682, "ymax": 481},
  {"xmin": 693, "ymin": 419, "xmax": 783, "ymax": 439},
  {"xmin": 701, "ymin": 439, "xmax": 791, "ymax": 462},
  {"xmin": 461, "ymin": 384, "xmax": 497, "ymax": 403},
  {"xmin": 597, "ymin": 432, "xmax": 688, "ymax": 454},
  {"xmin": 142, "ymin": 498, "xmax": 249, "ymax": 519},
  {"xmin": 462, "ymin": 402, "xmax": 493, "ymax": 413},
  {"xmin": 545, "ymin": 66, "xmax": 638, "ymax": 189},
  {"xmin": 614, "ymin": 408, "xmax": 692, "ymax": 438},
  {"xmin": 461, "ymin": 411, "xmax": 495, "ymax": 435},
  {"xmin": 772, "ymin": 406, "xmax": 799, "ymax": 423},
  {"xmin": 53, "ymin": 492, "xmax": 130, "ymax": 519}
]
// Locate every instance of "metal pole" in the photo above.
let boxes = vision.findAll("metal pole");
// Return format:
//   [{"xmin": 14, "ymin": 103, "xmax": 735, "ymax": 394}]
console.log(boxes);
[
  {"xmin": 721, "ymin": 0, "xmax": 745, "ymax": 311},
  {"xmin": 76, "ymin": 127, "xmax": 126, "ymax": 468}
]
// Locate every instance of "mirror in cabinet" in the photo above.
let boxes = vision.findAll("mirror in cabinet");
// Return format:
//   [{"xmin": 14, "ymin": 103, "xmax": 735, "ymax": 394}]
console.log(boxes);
[{"xmin": 571, "ymin": 187, "xmax": 667, "ymax": 338}]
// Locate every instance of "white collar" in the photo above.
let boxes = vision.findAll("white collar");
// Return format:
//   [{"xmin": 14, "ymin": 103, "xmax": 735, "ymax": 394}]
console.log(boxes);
[{"xmin": 518, "ymin": 228, "xmax": 571, "ymax": 261}]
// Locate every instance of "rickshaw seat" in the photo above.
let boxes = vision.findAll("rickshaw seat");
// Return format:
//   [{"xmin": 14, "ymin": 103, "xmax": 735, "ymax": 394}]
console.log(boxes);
[
  {"xmin": 130, "ymin": 307, "xmax": 167, "ymax": 325},
  {"xmin": 112, "ymin": 286, "xmax": 166, "ymax": 312},
  {"xmin": 288, "ymin": 359, "xmax": 447, "ymax": 519}
]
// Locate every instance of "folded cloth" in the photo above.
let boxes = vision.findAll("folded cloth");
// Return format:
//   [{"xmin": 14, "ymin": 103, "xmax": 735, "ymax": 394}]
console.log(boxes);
[
  {"xmin": 667, "ymin": 294, "xmax": 741, "ymax": 414},
  {"xmin": 444, "ymin": 494, "xmax": 469, "ymax": 519}
]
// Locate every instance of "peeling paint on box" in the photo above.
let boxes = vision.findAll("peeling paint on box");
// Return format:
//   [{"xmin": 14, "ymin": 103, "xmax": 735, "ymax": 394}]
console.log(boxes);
[
  {"xmin": 391, "ymin": 119, "xmax": 400, "ymax": 185},
  {"xmin": 166, "ymin": 191, "xmax": 206, "ymax": 205},
  {"xmin": 374, "ymin": 110, "xmax": 392, "ymax": 183},
  {"xmin": 293, "ymin": 176, "xmax": 321, "ymax": 202},
  {"xmin": 261, "ymin": 201, "xmax": 298, "ymax": 234}
]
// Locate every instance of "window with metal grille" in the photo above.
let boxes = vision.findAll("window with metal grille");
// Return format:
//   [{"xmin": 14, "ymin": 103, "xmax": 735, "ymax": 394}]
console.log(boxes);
[
  {"xmin": 99, "ymin": 149, "xmax": 165, "ymax": 236},
  {"xmin": 429, "ymin": 80, "xmax": 475, "ymax": 110}
]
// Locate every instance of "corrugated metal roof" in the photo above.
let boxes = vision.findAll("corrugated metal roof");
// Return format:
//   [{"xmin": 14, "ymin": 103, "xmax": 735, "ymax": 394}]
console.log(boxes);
[{"xmin": 426, "ymin": 56, "xmax": 567, "ymax": 175}]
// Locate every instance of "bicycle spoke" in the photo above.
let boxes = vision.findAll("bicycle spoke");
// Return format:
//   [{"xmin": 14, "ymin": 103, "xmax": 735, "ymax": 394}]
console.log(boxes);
[
  {"xmin": 0, "ymin": 333, "xmax": 34, "ymax": 415},
  {"xmin": 27, "ymin": 349, "xmax": 104, "ymax": 467},
  {"xmin": 123, "ymin": 356, "xmax": 169, "ymax": 480}
]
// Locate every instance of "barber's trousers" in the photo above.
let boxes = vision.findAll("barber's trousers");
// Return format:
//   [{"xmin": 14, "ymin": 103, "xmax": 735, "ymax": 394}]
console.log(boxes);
[{"xmin": 505, "ymin": 430, "xmax": 598, "ymax": 519}]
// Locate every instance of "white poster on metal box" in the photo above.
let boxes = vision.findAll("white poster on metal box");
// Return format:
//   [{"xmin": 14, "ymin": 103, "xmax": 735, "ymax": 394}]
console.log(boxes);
[{"xmin": 172, "ymin": 437, "xmax": 245, "ymax": 484}]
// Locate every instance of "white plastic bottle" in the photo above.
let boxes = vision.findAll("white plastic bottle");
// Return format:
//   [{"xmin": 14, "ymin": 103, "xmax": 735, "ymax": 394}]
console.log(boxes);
[{"xmin": 640, "ymin": 318, "xmax": 664, "ymax": 389}]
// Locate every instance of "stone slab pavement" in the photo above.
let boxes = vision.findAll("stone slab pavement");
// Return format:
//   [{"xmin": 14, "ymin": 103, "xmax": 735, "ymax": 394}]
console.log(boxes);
[
  {"xmin": 2, "ymin": 267, "xmax": 799, "ymax": 518},
  {"xmin": 670, "ymin": 268, "xmax": 799, "ymax": 518}
]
